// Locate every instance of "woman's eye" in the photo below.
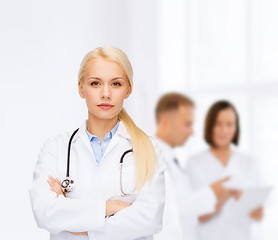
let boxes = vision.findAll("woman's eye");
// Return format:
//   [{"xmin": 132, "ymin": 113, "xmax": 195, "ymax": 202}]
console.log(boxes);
[
  {"xmin": 91, "ymin": 82, "xmax": 100, "ymax": 86},
  {"xmin": 112, "ymin": 82, "xmax": 121, "ymax": 86}
]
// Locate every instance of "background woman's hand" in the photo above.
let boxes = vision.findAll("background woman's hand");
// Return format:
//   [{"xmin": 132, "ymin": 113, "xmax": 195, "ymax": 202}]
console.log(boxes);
[
  {"xmin": 47, "ymin": 176, "xmax": 65, "ymax": 197},
  {"xmin": 199, "ymin": 185, "xmax": 242, "ymax": 223},
  {"xmin": 250, "ymin": 206, "xmax": 263, "ymax": 221},
  {"xmin": 210, "ymin": 177, "xmax": 230, "ymax": 202}
]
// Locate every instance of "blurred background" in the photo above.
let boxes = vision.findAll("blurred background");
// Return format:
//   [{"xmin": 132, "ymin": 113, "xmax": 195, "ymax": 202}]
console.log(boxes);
[{"xmin": 0, "ymin": 0, "xmax": 277, "ymax": 239}]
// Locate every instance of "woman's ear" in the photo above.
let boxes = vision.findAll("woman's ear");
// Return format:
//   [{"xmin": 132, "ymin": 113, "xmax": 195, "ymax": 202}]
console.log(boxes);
[
  {"xmin": 78, "ymin": 82, "xmax": 85, "ymax": 99},
  {"xmin": 125, "ymin": 85, "xmax": 131, "ymax": 99}
]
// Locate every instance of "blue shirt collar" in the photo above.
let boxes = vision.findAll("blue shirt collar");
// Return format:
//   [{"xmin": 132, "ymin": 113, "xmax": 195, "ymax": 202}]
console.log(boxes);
[{"xmin": 85, "ymin": 120, "xmax": 120, "ymax": 142}]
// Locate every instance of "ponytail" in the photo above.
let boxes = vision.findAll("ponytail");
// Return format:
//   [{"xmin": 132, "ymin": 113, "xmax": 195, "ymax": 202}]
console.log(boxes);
[{"xmin": 119, "ymin": 108, "xmax": 157, "ymax": 190}]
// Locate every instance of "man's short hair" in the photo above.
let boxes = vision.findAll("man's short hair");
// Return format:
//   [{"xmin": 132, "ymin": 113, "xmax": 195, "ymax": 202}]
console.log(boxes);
[{"xmin": 155, "ymin": 92, "xmax": 194, "ymax": 123}]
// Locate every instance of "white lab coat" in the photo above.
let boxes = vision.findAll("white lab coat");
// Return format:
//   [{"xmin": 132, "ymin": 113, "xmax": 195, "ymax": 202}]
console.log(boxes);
[
  {"xmin": 186, "ymin": 149, "xmax": 260, "ymax": 240},
  {"xmin": 29, "ymin": 120, "xmax": 165, "ymax": 240},
  {"xmin": 154, "ymin": 139, "xmax": 217, "ymax": 240}
]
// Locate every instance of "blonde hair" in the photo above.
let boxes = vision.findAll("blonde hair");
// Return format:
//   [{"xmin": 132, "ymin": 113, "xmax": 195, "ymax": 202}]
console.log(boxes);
[{"xmin": 78, "ymin": 47, "xmax": 157, "ymax": 189}]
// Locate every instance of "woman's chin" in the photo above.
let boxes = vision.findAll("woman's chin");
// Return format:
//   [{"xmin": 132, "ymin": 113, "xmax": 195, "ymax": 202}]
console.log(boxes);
[
  {"xmin": 90, "ymin": 113, "xmax": 119, "ymax": 121},
  {"xmin": 213, "ymin": 141, "xmax": 231, "ymax": 149}
]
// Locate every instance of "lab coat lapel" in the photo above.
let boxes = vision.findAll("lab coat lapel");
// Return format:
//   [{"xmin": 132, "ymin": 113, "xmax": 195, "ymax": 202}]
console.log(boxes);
[
  {"xmin": 72, "ymin": 120, "xmax": 96, "ymax": 161},
  {"xmin": 72, "ymin": 120, "xmax": 130, "ymax": 162},
  {"xmin": 79, "ymin": 133, "xmax": 96, "ymax": 160},
  {"xmin": 102, "ymin": 121, "xmax": 131, "ymax": 160},
  {"xmin": 101, "ymin": 134, "xmax": 121, "ymax": 160}
]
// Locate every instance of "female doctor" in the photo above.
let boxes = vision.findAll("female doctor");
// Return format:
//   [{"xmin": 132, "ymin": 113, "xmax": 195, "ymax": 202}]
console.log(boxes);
[
  {"xmin": 187, "ymin": 100, "xmax": 263, "ymax": 240},
  {"xmin": 29, "ymin": 46, "xmax": 165, "ymax": 240}
]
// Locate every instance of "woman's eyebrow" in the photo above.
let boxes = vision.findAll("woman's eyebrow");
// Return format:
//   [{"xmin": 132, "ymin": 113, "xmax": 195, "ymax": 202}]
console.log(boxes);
[
  {"xmin": 112, "ymin": 77, "xmax": 124, "ymax": 80},
  {"xmin": 88, "ymin": 76, "xmax": 101, "ymax": 80},
  {"xmin": 87, "ymin": 76, "xmax": 124, "ymax": 81}
]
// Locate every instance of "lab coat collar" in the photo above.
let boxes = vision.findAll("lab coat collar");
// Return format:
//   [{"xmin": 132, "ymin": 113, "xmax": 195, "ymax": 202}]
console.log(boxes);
[
  {"xmin": 155, "ymin": 137, "xmax": 177, "ymax": 163},
  {"xmin": 71, "ymin": 120, "xmax": 95, "ymax": 161},
  {"xmin": 72, "ymin": 120, "xmax": 87, "ymax": 142},
  {"xmin": 72, "ymin": 119, "xmax": 131, "ymax": 143},
  {"xmin": 70, "ymin": 120, "xmax": 131, "ymax": 163},
  {"xmin": 116, "ymin": 120, "xmax": 131, "ymax": 140},
  {"xmin": 101, "ymin": 121, "xmax": 131, "ymax": 160}
]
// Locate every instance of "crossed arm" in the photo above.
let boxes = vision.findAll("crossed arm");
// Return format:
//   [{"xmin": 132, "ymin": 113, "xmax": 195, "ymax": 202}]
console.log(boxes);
[
  {"xmin": 30, "ymin": 137, "xmax": 165, "ymax": 239},
  {"xmin": 47, "ymin": 176, "xmax": 131, "ymax": 236}
]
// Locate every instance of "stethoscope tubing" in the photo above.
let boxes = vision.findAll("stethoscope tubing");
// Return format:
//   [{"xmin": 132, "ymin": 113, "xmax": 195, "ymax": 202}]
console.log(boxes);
[
  {"xmin": 64, "ymin": 128, "xmax": 134, "ymax": 195},
  {"xmin": 119, "ymin": 149, "xmax": 134, "ymax": 196},
  {"xmin": 66, "ymin": 128, "xmax": 79, "ymax": 178}
]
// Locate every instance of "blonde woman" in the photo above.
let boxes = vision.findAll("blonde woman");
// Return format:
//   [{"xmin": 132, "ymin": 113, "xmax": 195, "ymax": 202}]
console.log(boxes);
[{"xmin": 29, "ymin": 47, "xmax": 165, "ymax": 240}]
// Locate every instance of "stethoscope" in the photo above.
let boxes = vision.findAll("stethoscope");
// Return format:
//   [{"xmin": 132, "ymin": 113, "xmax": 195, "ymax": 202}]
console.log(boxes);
[{"xmin": 61, "ymin": 128, "xmax": 134, "ymax": 196}]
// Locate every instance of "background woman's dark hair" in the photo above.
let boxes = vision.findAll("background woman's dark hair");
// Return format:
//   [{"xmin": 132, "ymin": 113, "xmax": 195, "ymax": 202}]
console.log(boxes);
[{"xmin": 204, "ymin": 100, "xmax": 240, "ymax": 146}]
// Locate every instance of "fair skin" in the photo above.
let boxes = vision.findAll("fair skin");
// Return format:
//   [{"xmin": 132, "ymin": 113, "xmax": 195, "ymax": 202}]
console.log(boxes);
[
  {"xmin": 156, "ymin": 104, "xmax": 231, "ymax": 212},
  {"xmin": 79, "ymin": 57, "xmax": 131, "ymax": 142},
  {"xmin": 47, "ymin": 57, "xmax": 133, "ymax": 235},
  {"xmin": 199, "ymin": 108, "xmax": 263, "ymax": 223},
  {"xmin": 156, "ymin": 104, "xmax": 194, "ymax": 147}
]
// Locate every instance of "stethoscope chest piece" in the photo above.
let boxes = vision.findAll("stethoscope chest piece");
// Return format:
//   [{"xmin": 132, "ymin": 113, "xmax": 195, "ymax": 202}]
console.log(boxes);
[{"xmin": 61, "ymin": 178, "xmax": 75, "ymax": 193}]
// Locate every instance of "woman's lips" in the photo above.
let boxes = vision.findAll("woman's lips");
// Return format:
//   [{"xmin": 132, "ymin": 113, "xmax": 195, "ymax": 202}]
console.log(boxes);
[{"xmin": 97, "ymin": 103, "xmax": 114, "ymax": 110}]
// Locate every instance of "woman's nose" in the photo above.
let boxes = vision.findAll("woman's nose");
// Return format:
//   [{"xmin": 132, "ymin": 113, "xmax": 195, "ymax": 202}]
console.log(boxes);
[{"xmin": 101, "ymin": 84, "xmax": 111, "ymax": 100}]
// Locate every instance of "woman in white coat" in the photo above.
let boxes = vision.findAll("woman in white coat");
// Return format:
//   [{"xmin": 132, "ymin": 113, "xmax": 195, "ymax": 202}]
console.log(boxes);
[
  {"xmin": 29, "ymin": 46, "xmax": 165, "ymax": 240},
  {"xmin": 187, "ymin": 100, "xmax": 263, "ymax": 240}
]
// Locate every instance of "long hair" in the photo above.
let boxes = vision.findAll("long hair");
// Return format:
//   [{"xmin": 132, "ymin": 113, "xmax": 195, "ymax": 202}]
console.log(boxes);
[{"xmin": 78, "ymin": 46, "xmax": 157, "ymax": 189}]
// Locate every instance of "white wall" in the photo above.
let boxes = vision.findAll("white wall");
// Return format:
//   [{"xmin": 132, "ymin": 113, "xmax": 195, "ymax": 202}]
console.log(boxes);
[{"xmin": 1, "ymin": 0, "xmax": 277, "ymax": 239}]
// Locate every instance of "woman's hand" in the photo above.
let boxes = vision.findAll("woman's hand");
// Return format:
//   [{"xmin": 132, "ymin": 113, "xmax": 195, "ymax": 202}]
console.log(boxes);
[
  {"xmin": 210, "ymin": 177, "xmax": 230, "ymax": 202},
  {"xmin": 68, "ymin": 201, "xmax": 131, "ymax": 232},
  {"xmin": 230, "ymin": 189, "xmax": 243, "ymax": 200},
  {"xmin": 47, "ymin": 176, "xmax": 65, "ymax": 197},
  {"xmin": 67, "ymin": 231, "xmax": 88, "ymax": 235},
  {"xmin": 106, "ymin": 200, "xmax": 131, "ymax": 217},
  {"xmin": 199, "ymin": 188, "xmax": 241, "ymax": 223},
  {"xmin": 250, "ymin": 206, "xmax": 263, "ymax": 221},
  {"xmin": 199, "ymin": 192, "xmax": 230, "ymax": 223}
]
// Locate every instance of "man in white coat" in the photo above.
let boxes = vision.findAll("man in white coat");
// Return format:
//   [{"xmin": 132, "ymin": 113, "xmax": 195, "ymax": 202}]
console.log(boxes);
[{"xmin": 153, "ymin": 93, "xmax": 230, "ymax": 240}]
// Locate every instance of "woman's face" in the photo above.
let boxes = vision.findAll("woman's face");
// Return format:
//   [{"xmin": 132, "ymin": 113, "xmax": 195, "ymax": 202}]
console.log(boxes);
[
  {"xmin": 212, "ymin": 108, "xmax": 237, "ymax": 148},
  {"xmin": 78, "ymin": 57, "xmax": 131, "ymax": 121}
]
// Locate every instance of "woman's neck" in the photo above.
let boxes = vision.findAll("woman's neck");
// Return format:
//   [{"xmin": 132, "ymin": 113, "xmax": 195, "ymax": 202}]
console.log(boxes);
[
  {"xmin": 210, "ymin": 145, "xmax": 231, "ymax": 167},
  {"xmin": 87, "ymin": 114, "xmax": 119, "ymax": 142}
]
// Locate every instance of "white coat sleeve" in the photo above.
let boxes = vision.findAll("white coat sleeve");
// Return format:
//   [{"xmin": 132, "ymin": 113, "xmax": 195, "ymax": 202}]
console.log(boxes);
[
  {"xmin": 165, "ymin": 164, "xmax": 216, "ymax": 220},
  {"xmin": 88, "ymin": 141, "xmax": 166, "ymax": 240},
  {"xmin": 176, "ymin": 184, "xmax": 216, "ymax": 219},
  {"xmin": 177, "ymin": 156, "xmax": 216, "ymax": 218},
  {"xmin": 28, "ymin": 137, "xmax": 106, "ymax": 235}
]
